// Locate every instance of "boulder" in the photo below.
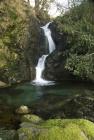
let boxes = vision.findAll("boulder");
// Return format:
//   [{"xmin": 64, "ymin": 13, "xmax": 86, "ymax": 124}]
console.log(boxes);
[
  {"xmin": 0, "ymin": 81, "xmax": 8, "ymax": 88},
  {"xmin": 16, "ymin": 105, "xmax": 31, "ymax": 114},
  {"xmin": 21, "ymin": 114, "xmax": 42, "ymax": 124},
  {"xmin": 18, "ymin": 118, "xmax": 94, "ymax": 140}
]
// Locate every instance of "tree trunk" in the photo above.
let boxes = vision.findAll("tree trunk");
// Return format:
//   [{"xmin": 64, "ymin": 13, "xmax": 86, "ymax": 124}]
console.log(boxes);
[{"xmin": 35, "ymin": 0, "xmax": 40, "ymax": 15}]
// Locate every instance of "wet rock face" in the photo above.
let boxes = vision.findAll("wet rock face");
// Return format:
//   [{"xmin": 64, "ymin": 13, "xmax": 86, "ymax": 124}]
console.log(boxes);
[
  {"xmin": 49, "ymin": 22, "xmax": 68, "ymax": 51},
  {"xmin": 43, "ymin": 50, "xmax": 73, "ymax": 81}
]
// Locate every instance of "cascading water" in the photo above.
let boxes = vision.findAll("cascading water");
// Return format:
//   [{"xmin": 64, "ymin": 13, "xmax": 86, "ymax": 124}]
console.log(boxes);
[
  {"xmin": 35, "ymin": 55, "xmax": 48, "ymax": 83},
  {"xmin": 41, "ymin": 22, "xmax": 55, "ymax": 53},
  {"xmin": 33, "ymin": 22, "xmax": 55, "ymax": 85}
]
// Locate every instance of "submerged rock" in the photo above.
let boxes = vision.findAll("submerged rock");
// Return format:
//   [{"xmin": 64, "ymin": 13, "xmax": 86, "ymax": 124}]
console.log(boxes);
[
  {"xmin": 18, "ymin": 118, "xmax": 94, "ymax": 140},
  {"xmin": 31, "ymin": 94, "xmax": 94, "ymax": 122},
  {"xmin": 16, "ymin": 105, "xmax": 31, "ymax": 114}
]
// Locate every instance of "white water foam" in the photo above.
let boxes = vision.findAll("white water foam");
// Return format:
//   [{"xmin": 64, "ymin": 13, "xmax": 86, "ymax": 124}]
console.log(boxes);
[{"xmin": 32, "ymin": 22, "xmax": 55, "ymax": 86}]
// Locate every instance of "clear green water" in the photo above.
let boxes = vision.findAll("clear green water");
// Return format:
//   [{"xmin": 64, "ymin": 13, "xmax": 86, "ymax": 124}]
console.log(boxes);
[
  {"xmin": 0, "ymin": 81, "xmax": 94, "ymax": 129},
  {"xmin": 0, "ymin": 81, "xmax": 94, "ymax": 107}
]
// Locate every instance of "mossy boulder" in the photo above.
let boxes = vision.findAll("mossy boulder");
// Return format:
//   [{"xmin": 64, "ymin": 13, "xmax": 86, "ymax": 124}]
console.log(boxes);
[
  {"xmin": 38, "ymin": 125, "xmax": 87, "ymax": 140},
  {"xmin": 21, "ymin": 114, "xmax": 42, "ymax": 124},
  {"xmin": 18, "ymin": 118, "xmax": 94, "ymax": 140},
  {"xmin": 42, "ymin": 119, "xmax": 94, "ymax": 139}
]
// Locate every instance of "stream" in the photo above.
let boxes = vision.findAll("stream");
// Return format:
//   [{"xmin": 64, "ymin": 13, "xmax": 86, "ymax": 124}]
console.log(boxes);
[{"xmin": 0, "ymin": 81, "xmax": 94, "ymax": 127}]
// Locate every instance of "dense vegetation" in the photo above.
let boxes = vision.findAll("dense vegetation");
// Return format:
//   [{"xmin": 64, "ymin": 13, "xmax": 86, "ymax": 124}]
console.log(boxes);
[
  {"xmin": 55, "ymin": 1, "xmax": 94, "ymax": 81},
  {"xmin": 0, "ymin": 0, "xmax": 44, "ymax": 84},
  {"xmin": 0, "ymin": 0, "xmax": 32, "ymax": 83}
]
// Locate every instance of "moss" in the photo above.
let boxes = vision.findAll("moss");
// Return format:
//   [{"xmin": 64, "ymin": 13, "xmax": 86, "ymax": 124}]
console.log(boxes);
[
  {"xmin": 38, "ymin": 126, "xmax": 63, "ymax": 140},
  {"xmin": 42, "ymin": 119, "xmax": 94, "ymax": 139},
  {"xmin": 18, "ymin": 128, "xmax": 33, "ymax": 140},
  {"xmin": 76, "ymin": 119, "xmax": 94, "ymax": 139},
  {"xmin": 61, "ymin": 123, "xmax": 87, "ymax": 140},
  {"xmin": 18, "ymin": 119, "xmax": 94, "ymax": 140},
  {"xmin": 21, "ymin": 114, "xmax": 43, "ymax": 124},
  {"xmin": 39, "ymin": 124, "xmax": 88, "ymax": 140}
]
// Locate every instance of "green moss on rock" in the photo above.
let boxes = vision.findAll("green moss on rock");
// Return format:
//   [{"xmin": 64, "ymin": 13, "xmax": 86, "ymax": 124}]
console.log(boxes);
[
  {"xmin": 18, "ymin": 127, "xmax": 33, "ymax": 140},
  {"xmin": 21, "ymin": 114, "xmax": 43, "ymax": 124},
  {"xmin": 18, "ymin": 118, "xmax": 94, "ymax": 140},
  {"xmin": 39, "ymin": 124, "xmax": 88, "ymax": 140},
  {"xmin": 42, "ymin": 119, "xmax": 94, "ymax": 139}
]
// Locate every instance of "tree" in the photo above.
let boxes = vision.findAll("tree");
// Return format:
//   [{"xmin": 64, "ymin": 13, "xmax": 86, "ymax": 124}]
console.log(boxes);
[
  {"xmin": 35, "ymin": 0, "xmax": 40, "ymax": 13},
  {"xmin": 34, "ymin": 0, "xmax": 55, "ymax": 16},
  {"xmin": 68, "ymin": 0, "xmax": 84, "ymax": 8}
]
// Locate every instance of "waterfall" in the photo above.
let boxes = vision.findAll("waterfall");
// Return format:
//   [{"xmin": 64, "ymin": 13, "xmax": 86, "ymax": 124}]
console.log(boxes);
[
  {"xmin": 35, "ymin": 55, "xmax": 48, "ymax": 82},
  {"xmin": 33, "ymin": 22, "xmax": 55, "ymax": 85},
  {"xmin": 41, "ymin": 22, "xmax": 55, "ymax": 53}
]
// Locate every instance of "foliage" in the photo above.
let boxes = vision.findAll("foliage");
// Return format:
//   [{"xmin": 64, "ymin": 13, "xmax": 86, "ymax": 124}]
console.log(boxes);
[
  {"xmin": 34, "ymin": 0, "xmax": 55, "ymax": 12},
  {"xmin": 0, "ymin": 0, "xmax": 32, "ymax": 82},
  {"xmin": 65, "ymin": 53, "xmax": 94, "ymax": 80},
  {"xmin": 55, "ymin": 1, "xmax": 94, "ymax": 80}
]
